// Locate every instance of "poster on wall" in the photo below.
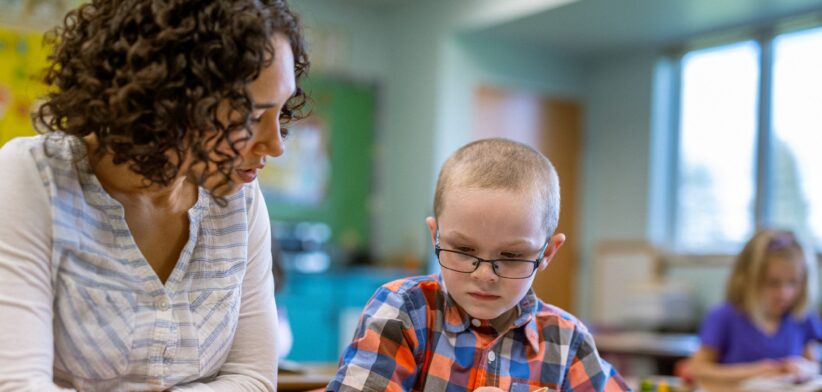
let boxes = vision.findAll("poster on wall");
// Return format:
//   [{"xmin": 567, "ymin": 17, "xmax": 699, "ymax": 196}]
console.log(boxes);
[
  {"xmin": 0, "ymin": 0, "xmax": 85, "ymax": 146},
  {"xmin": 257, "ymin": 76, "xmax": 376, "ymax": 250},
  {"xmin": 258, "ymin": 116, "xmax": 332, "ymax": 206}
]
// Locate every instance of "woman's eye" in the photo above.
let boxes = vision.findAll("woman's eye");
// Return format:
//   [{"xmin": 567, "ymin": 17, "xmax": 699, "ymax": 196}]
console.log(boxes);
[
  {"xmin": 280, "ymin": 127, "xmax": 290, "ymax": 140},
  {"xmin": 456, "ymin": 247, "xmax": 474, "ymax": 253},
  {"xmin": 501, "ymin": 252, "xmax": 522, "ymax": 258}
]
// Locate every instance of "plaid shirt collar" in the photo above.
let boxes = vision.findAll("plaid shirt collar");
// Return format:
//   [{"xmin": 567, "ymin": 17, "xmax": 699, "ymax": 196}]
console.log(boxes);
[{"xmin": 438, "ymin": 274, "xmax": 542, "ymax": 352}]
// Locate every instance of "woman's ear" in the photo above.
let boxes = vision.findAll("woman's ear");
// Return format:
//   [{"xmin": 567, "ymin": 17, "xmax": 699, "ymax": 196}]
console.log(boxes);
[
  {"xmin": 425, "ymin": 216, "xmax": 437, "ymax": 248},
  {"xmin": 538, "ymin": 233, "xmax": 566, "ymax": 271}
]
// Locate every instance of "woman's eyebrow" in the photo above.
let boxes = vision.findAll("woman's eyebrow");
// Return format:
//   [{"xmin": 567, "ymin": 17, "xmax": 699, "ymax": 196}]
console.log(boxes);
[{"xmin": 252, "ymin": 102, "xmax": 279, "ymax": 109}]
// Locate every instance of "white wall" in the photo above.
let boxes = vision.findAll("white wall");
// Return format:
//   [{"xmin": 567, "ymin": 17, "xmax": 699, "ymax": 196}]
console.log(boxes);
[{"xmin": 291, "ymin": 0, "xmax": 391, "ymax": 81}]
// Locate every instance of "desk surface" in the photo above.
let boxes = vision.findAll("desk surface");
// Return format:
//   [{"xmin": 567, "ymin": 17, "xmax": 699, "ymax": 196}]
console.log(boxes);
[
  {"xmin": 278, "ymin": 362, "xmax": 338, "ymax": 392},
  {"xmin": 594, "ymin": 331, "xmax": 700, "ymax": 358}
]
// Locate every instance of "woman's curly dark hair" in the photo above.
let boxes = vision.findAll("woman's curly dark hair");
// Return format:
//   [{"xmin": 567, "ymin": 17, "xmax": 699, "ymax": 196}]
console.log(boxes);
[{"xmin": 37, "ymin": 0, "xmax": 309, "ymax": 196}]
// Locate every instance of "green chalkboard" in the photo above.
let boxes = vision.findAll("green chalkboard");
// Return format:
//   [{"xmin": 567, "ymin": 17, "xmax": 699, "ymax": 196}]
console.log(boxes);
[{"xmin": 259, "ymin": 75, "xmax": 375, "ymax": 252}]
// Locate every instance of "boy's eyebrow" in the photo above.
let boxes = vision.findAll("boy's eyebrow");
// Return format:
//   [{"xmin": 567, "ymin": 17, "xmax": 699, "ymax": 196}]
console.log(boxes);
[{"xmin": 441, "ymin": 230, "xmax": 535, "ymax": 248}]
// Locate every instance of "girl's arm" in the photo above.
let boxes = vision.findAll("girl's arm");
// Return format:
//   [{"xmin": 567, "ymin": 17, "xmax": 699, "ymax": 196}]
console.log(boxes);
[
  {"xmin": 803, "ymin": 341, "xmax": 818, "ymax": 362},
  {"xmin": 687, "ymin": 346, "xmax": 786, "ymax": 383}
]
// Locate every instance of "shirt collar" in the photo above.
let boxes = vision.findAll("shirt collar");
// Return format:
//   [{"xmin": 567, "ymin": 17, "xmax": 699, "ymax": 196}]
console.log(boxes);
[{"xmin": 439, "ymin": 274, "xmax": 542, "ymax": 352}]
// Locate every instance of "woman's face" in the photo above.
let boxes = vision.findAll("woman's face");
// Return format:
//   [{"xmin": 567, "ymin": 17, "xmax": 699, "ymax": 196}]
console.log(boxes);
[
  {"xmin": 760, "ymin": 255, "xmax": 804, "ymax": 319},
  {"xmin": 196, "ymin": 33, "xmax": 296, "ymax": 196}
]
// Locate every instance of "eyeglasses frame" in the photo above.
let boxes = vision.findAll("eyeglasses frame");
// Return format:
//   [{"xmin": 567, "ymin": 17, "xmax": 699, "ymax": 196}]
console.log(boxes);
[{"xmin": 434, "ymin": 225, "xmax": 551, "ymax": 279}]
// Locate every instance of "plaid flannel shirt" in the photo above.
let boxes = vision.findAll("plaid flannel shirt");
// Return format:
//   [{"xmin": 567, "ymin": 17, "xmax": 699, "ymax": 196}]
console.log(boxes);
[{"xmin": 328, "ymin": 274, "xmax": 629, "ymax": 392}]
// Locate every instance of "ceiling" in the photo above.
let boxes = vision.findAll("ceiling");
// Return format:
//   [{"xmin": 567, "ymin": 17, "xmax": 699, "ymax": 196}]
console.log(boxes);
[{"xmin": 465, "ymin": 0, "xmax": 822, "ymax": 58}]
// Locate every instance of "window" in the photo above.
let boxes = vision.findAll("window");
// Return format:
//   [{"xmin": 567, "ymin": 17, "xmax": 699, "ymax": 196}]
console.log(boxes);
[{"xmin": 672, "ymin": 26, "xmax": 822, "ymax": 253}]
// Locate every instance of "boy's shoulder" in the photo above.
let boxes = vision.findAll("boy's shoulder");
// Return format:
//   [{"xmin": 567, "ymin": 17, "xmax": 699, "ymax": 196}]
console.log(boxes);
[
  {"xmin": 380, "ymin": 273, "xmax": 442, "ymax": 295},
  {"xmin": 533, "ymin": 298, "xmax": 592, "ymax": 335}
]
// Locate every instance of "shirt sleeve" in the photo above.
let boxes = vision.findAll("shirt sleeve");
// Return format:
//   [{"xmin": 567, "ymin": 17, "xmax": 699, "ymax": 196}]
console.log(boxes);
[
  {"xmin": 803, "ymin": 311, "xmax": 822, "ymax": 343},
  {"xmin": 172, "ymin": 181, "xmax": 277, "ymax": 392},
  {"xmin": 698, "ymin": 304, "xmax": 729, "ymax": 353},
  {"xmin": 562, "ymin": 326, "xmax": 630, "ymax": 391},
  {"xmin": 327, "ymin": 286, "xmax": 421, "ymax": 392},
  {"xmin": 0, "ymin": 139, "xmax": 75, "ymax": 392}
]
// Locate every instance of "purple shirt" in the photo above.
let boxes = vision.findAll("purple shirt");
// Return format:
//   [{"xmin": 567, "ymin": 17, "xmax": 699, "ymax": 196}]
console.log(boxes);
[{"xmin": 698, "ymin": 302, "xmax": 822, "ymax": 364}]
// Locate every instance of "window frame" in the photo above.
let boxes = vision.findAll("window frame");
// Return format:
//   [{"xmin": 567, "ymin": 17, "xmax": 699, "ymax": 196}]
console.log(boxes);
[{"xmin": 665, "ymin": 17, "xmax": 822, "ymax": 256}]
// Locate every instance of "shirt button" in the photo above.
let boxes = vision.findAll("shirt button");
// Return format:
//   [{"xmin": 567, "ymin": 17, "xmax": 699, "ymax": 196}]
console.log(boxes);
[
  {"xmin": 488, "ymin": 351, "xmax": 496, "ymax": 362},
  {"xmin": 156, "ymin": 298, "xmax": 171, "ymax": 311},
  {"xmin": 471, "ymin": 319, "xmax": 481, "ymax": 327}
]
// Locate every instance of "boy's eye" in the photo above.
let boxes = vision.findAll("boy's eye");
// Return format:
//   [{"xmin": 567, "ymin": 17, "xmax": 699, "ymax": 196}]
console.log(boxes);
[{"xmin": 280, "ymin": 127, "xmax": 290, "ymax": 140}]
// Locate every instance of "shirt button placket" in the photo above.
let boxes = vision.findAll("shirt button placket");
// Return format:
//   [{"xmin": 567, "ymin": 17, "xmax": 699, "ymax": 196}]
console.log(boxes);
[{"xmin": 152, "ymin": 295, "xmax": 173, "ymax": 380}]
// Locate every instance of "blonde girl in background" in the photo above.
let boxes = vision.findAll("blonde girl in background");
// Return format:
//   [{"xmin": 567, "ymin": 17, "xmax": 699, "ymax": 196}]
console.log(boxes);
[{"xmin": 687, "ymin": 229, "xmax": 821, "ymax": 384}]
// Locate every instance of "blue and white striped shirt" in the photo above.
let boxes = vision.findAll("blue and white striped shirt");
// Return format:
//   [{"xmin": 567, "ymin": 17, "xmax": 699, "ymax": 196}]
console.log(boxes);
[{"xmin": 0, "ymin": 135, "xmax": 277, "ymax": 391}]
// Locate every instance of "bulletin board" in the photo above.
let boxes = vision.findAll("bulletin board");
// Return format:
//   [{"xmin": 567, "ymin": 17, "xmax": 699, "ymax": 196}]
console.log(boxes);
[
  {"xmin": 0, "ymin": 26, "xmax": 50, "ymax": 146},
  {"xmin": 0, "ymin": 0, "xmax": 85, "ymax": 146},
  {"xmin": 259, "ymin": 76, "xmax": 376, "ymax": 252}
]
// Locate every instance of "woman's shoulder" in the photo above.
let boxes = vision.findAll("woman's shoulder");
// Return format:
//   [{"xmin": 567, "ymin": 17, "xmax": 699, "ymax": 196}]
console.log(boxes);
[
  {"xmin": 0, "ymin": 135, "xmax": 51, "ymax": 182},
  {"xmin": 0, "ymin": 135, "xmax": 41, "ymax": 160},
  {"xmin": 0, "ymin": 134, "xmax": 84, "ymax": 167}
]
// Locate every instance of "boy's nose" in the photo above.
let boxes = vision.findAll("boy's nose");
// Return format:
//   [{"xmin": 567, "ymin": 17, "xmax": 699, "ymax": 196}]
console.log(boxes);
[{"xmin": 471, "ymin": 261, "xmax": 498, "ymax": 282}]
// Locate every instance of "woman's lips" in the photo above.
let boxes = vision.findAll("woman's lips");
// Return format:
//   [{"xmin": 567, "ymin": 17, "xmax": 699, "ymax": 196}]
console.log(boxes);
[{"xmin": 236, "ymin": 168, "xmax": 259, "ymax": 183}]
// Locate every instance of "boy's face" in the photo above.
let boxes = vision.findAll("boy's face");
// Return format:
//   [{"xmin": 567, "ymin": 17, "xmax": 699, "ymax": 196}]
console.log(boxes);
[{"xmin": 426, "ymin": 186, "xmax": 565, "ymax": 323}]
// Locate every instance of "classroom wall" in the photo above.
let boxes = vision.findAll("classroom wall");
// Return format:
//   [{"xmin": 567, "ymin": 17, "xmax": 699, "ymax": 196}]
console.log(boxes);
[
  {"xmin": 291, "ymin": 0, "xmax": 699, "ymax": 319},
  {"xmin": 291, "ymin": 1, "xmax": 391, "ymax": 81},
  {"xmin": 576, "ymin": 51, "xmax": 657, "ymax": 318},
  {"xmin": 396, "ymin": 0, "xmax": 591, "ymax": 263},
  {"xmin": 294, "ymin": 0, "xmax": 586, "ymax": 263}
]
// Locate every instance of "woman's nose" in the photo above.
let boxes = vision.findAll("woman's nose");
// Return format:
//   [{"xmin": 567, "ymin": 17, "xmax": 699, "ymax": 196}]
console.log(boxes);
[{"xmin": 251, "ymin": 116, "xmax": 285, "ymax": 157}]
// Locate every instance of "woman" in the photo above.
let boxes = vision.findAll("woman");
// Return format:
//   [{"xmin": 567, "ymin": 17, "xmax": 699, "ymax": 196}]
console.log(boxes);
[{"xmin": 0, "ymin": 0, "xmax": 308, "ymax": 390}]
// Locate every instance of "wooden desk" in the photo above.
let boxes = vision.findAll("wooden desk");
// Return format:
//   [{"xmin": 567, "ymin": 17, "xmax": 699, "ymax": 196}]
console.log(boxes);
[{"xmin": 277, "ymin": 362, "xmax": 338, "ymax": 392}]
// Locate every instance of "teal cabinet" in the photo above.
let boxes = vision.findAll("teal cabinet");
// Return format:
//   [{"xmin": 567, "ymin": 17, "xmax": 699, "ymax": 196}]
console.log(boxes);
[{"xmin": 277, "ymin": 269, "xmax": 405, "ymax": 362}]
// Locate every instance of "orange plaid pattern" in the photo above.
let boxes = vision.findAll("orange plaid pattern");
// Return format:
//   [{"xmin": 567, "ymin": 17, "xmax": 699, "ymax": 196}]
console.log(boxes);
[{"xmin": 328, "ymin": 275, "xmax": 629, "ymax": 392}]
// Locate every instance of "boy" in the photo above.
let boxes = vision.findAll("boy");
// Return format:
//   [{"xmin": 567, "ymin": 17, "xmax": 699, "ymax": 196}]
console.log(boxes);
[{"xmin": 328, "ymin": 138, "xmax": 628, "ymax": 391}]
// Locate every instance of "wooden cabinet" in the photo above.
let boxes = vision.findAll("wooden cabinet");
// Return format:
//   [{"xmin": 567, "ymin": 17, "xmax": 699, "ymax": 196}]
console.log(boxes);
[{"xmin": 473, "ymin": 85, "xmax": 583, "ymax": 312}]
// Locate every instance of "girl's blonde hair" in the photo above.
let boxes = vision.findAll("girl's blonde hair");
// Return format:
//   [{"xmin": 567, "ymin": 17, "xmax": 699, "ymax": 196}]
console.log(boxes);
[{"xmin": 726, "ymin": 229, "xmax": 816, "ymax": 327}]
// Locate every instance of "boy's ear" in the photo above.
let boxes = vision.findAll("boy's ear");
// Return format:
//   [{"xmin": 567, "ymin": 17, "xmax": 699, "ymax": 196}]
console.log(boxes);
[
  {"xmin": 538, "ymin": 233, "xmax": 566, "ymax": 271},
  {"xmin": 425, "ymin": 216, "xmax": 437, "ymax": 247}
]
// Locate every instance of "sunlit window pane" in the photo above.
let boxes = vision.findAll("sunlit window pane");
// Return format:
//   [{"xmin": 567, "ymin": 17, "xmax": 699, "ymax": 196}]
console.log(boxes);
[
  {"xmin": 676, "ymin": 41, "xmax": 759, "ymax": 252},
  {"xmin": 770, "ymin": 27, "xmax": 822, "ymax": 250}
]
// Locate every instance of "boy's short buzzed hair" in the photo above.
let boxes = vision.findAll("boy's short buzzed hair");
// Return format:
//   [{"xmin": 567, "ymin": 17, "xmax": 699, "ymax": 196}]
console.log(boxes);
[{"xmin": 433, "ymin": 138, "xmax": 560, "ymax": 236}]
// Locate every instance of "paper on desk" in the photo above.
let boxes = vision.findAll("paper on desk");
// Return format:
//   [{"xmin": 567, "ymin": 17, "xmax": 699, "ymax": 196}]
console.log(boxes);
[{"xmin": 739, "ymin": 375, "xmax": 822, "ymax": 392}]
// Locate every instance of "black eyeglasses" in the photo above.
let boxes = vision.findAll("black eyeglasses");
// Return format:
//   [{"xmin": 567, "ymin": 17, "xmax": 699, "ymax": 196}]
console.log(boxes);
[{"xmin": 434, "ymin": 227, "xmax": 550, "ymax": 279}]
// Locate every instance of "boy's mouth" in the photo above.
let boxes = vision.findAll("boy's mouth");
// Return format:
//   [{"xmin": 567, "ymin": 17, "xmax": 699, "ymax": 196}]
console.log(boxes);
[{"xmin": 468, "ymin": 292, "xmax": 501, "ymax": 301}]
